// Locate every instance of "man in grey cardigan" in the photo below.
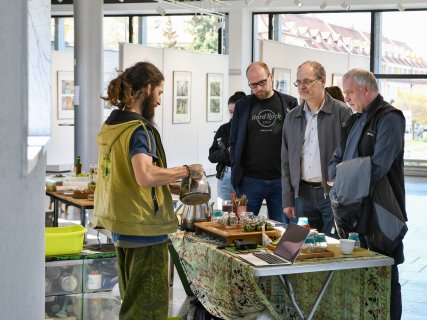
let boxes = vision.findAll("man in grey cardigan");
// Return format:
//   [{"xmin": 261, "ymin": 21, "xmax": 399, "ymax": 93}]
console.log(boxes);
[{"xmin": 281, "ymin": 61, "xmax": 352, "ymax": 237}]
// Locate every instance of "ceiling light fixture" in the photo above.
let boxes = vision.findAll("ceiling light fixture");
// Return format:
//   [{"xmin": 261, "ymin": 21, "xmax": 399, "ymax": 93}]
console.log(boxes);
[
  {"xmin": 156, "ymin": 0, "xmax": 226, "ymax": 19},
  {"xmin": 340, "ymin": 1, "xmax": 350, "ymax": 10},
  {"xmin": 156, "ymin": 6, "xmax": 166, "ymax": 16},
  {"xmin": 294, "ymin": 0, "xmax": 303, "ymax": 8},
  {"xmin": 245, "ymin": 0, "xmax": 255, "ymax": 5},
  {"xmin": 192, "ymin": 14, "xmax": 203, "ymax": 27},
  {"xmin": 213, "ymin": 17, "xmax": 224, "ymax": 29},
  {"xmin": 118, "ymin": 0, "xmax": 124, "ymax": 2},
  {"xmin": 265, "ymin": 0, "xmax": 274, "ymax": 6},
  {"xmin": 396, "ymin": 0, "xmax": 405, "ymax": 11},
  {"xmin": 320, "ymin": 0, "xmax": 327, "ymax": 10}
]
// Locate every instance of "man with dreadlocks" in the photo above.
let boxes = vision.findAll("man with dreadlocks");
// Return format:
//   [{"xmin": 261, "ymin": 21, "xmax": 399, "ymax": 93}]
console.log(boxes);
[{"xmin": 93, "ymin": 61, "xmax": 203, "ymax": 319}]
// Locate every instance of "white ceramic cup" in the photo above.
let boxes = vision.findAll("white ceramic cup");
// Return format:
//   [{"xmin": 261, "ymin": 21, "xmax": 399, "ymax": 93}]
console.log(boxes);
[{"xmin": 340, "ymin": 239, "xmax": 356, "ymax": 255}]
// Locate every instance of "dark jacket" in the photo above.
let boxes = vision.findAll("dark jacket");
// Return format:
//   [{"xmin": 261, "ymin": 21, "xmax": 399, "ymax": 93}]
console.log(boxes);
[
  {"xmin": 208, "ymin": 121, "xmax": 231, "ymax": 179},
  {"xmin": 343, "ymin": 95, "xmax": 406, "ymax": 222},
  {"xmin": 230, "ymin": 90, "xmax": 298, "ymax": 189},
  {"xmin": 329, "ymin": 94, "xmax": 407, "ymax": 263}
]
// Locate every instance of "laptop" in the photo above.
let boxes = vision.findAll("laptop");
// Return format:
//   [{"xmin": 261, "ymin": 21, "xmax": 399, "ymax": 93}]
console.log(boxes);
[{"xmin": 238, "ymin": 223, "xmax": 310, "ymax": 266}]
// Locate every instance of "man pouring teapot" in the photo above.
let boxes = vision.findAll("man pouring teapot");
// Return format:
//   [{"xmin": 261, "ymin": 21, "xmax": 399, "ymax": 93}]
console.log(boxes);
[{"xmin": 93, "ymin": 62, "xmax": 203, "ymax": 320}]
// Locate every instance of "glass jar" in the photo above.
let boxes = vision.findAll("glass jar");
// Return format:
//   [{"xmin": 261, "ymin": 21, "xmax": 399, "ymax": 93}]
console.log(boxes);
[
  {"xmin": 228, "ymin": 212, "xmax": 238, "ymax": 229},
  {"xmin": 257, "ymin": 212, "xmax": 268, "ymax": 223},
  {"xmin": 315, "ymin": 233, "xmax": 327, "ymax": 252},
  {"xmin": 348, "ymin": 232, "xmax": 361, "ymax": 249},
  {"xmin": 212, "ymin": 210, "xmax": 223, "ymax": 228},
  {"xmin": 302, "ymin": 230, "xmax": 316, "ymax": 253},
  {"xmin": 297, "ymin": 217, "xmax": 311, "ymax": 229},
  {"xmin": 218, "ymin": 212, "xmax": 228, "ymax": 230}
]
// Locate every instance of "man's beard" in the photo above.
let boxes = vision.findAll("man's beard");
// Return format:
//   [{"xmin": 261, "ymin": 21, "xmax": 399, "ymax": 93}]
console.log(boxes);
[{"xmin": 140, "ymin": 93, "xmax": 156, "ymax": 122}]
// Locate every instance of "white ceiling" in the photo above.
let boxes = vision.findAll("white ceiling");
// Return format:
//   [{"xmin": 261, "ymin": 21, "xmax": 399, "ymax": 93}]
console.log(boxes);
[{"xmin": 52, "ymin": 0, "xmax": 427, "ymax": 16}]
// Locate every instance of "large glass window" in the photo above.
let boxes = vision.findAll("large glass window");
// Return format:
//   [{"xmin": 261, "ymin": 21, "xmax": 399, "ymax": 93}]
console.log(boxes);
[
  {"xmin": 380, "ymin": 11, "xmax": 427, "ymax": 162},
  {"xmin": 131, "ymin": 15, "xmax": 220, "ymax": 53},
  {"xmin": 255, "ymin": 10, "xmax": 427, "ymax": 168},
  {"xmin": 52, "ymin": 15, "xmax": 222, "ymax": 54},
  {"xmin": 256, "ymin": 12, "xmax": 371, "ymax": 57},
  {"xmin": 104, "ymin": 16, "xmax": 129, "ymax": 51}
]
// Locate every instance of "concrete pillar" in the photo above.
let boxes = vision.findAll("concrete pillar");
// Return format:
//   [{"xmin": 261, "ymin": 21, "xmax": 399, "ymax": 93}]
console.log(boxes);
[
  {"xmin": 227, "ymin": 8, "xmax": 253, "ymax": 95},
  {"xmin": 0, "ymin": 0, "xmax": 49, "ymax": 318},
  {"xmin": 74, "ymin": 0, "xmax": 104, "ymax": 171}
]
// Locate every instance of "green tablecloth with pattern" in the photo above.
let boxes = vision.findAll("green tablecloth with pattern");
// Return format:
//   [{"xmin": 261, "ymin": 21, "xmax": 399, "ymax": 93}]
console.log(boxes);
[{"xmin": 169, "ymin": 231, "xmax": 391, "ymax": 320}]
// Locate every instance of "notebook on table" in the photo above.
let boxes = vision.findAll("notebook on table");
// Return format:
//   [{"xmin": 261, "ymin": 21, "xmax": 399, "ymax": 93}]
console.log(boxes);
[{"xmin": 238, "ymin": 223, "xmax": 310, "ymax": 266}]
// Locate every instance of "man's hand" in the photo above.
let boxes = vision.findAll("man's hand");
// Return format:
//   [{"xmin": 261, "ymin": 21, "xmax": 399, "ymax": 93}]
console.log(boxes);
[
  {"xmin": 283, "ymin": 207, "xmax": 297, "ymax": 219},
  {"xmin": 327, "ymin": 181, "xmax": 334, "ymax": 187},
  {"xmin": 188, "ymin": 164, "xmax": 204, "ymax": 180}
]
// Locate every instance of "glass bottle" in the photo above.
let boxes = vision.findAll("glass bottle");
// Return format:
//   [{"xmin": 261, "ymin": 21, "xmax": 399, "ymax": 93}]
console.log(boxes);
[
  {"xmin": 348, "ymin": 232, "xmax": 361, "ymax": 249},
  {"xmin": 75, "ymin": 155, "xmax": 82, "ymax": 175}
]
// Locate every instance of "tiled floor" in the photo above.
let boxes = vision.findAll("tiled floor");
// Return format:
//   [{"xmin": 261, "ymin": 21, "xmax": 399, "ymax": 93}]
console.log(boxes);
[{"xmin": 52, "ymin": 175, "xmax": 427, "ymax": 319}]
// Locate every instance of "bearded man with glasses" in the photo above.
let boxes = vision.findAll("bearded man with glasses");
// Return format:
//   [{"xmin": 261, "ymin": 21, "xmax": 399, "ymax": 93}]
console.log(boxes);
[
  {"xmin": 281, "ymin": 60, "xmax": 352, "ymax": 237},
  {"xmin": 230, "ymin": 61, "xmax": 298, "ymax": 223}
]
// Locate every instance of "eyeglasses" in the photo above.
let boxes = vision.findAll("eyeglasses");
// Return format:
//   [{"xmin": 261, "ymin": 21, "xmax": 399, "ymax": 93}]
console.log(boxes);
[
  {"xmin": 293, "ymin": 78, "xmax": 321, "ymax": 87},
  {"xmin": 248, "ymin": 75, "xmax": 270, "ymax": 89}
]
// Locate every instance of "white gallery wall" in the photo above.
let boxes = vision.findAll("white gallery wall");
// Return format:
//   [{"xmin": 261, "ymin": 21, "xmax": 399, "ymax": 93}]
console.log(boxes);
[
  {"xmin": 259, "ymin": 39, "xmax": 370, "ymax": 98},
  {"xmin": 48, "ymin": 39, "xmax": 367, "ymax": 174},
  {"xmin": 120, "ymin": 43, "xmax": 229, "ymax": 175},
  {"xmin": 47, "ymin": 50, "xmax": 119, "ymax": 168}
]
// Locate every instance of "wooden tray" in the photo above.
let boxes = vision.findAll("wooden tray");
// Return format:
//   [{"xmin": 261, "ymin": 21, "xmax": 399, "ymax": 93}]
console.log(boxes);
[
  {"xmin": 195, "ymin": 221, "xmax": 282, "ymax": 245},
  {"xmin": 267, "ymin": 243, "xmax": 334, "ymax": 260}
]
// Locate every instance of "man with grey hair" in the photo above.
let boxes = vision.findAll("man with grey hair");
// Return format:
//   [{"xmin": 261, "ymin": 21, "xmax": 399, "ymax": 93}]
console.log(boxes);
[
  {"xmin": 281, "ymin": 60, "xmax": 352, "ymax": 237},
  {"xmin": 328, "ymin": 68, "xmax": 406, "ymax": 319}
]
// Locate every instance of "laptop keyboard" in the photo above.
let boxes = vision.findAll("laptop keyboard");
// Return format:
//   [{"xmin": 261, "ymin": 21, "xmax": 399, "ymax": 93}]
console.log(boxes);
[{"xmin": 253, "ymin": 252, "xmax": 288, "ymax": 264}]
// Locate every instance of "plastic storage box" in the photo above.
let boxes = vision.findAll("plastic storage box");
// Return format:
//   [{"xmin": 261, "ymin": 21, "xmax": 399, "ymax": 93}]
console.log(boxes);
[
  {"xmin": 45, "ymin": 260, "xmax": 84, "ymax": 296},
  {"xmin": 83, "ymin": 292, "xmax": 121, "ymax": 320},
  {"xmin": 83, "ymin": 257, "xmax": 118, "ymax": 293},
  {"xmin": 45, "ymin": 293, "xmax": 83, "ymax": 319},
  {"xmin": 45, "ymin": 225, "xmax": 88, "ymax": 256}
]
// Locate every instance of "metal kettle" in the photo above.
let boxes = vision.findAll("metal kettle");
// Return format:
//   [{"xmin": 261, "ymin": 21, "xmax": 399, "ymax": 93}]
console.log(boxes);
[
  {"xmin": 179, "ymin": 172, "xmax": 211, "ymax": 205},
  {"xmin": 179, "ymin": 202, "xmax": 215, "ymax": 232}
]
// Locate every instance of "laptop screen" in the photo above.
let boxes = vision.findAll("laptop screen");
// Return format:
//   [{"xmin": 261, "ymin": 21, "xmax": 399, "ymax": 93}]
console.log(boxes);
[{"xmin": 274, "ymin": 223, "xmax": 310, "ymax": 263}]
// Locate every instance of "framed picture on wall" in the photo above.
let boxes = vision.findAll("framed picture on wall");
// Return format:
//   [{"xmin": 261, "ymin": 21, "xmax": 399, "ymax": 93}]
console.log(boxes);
[
  {"xmin": 57, "ymin": 71, "xmax": 74, "ymax": 120},
  {"xmin": 272, "ymin": 68, "xmax": 291, "ymax": 95},
  {"xmin": 206, "ymin": 73, "xmax": 223, "ymax": 122},
  {"xmin": 173, "ymin": 71, "xmax": 191, "ymax": 124},
  {"xmin": 332, "ymin": 73, "xmax": 343, "ymax": 89}
]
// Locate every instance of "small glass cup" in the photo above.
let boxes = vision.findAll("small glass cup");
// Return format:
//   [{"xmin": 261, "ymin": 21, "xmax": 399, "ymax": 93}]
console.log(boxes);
[
  {"xmin": 222, "ymin": 200, "xmax": 233, "ymax": 214},
  {"xmin": 89, "ymin": 164, "xmax": 98, "ymax": 183}
]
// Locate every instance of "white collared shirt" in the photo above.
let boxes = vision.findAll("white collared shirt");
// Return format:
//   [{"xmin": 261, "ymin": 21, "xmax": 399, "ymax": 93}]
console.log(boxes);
[{"xmin": 300, "ymin": 100, "xmax": 324, "ymax": 183}]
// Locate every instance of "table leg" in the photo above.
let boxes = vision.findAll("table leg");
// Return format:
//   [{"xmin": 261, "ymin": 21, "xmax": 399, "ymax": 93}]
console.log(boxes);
[
  {"xmin": 306, "ymin": 270, "xmax": 335, "ymax": 320},
  {"xmin": 279, "ymin": 275, "xmax": 305, "ymax": 320},
  {"xmin": 279, "ymin": 270, "xmax": 335, "ymax": 320},
  {"xmin": 81, "ymin": 207, "xmax": 87, "ymax": 243},
  {"xmin": 53, "ymin": 198, "xmax": 59, "ymax": 227},
  {"xmin": 81, "ymin": 207, "xmax": 86, "ymax": 228}
]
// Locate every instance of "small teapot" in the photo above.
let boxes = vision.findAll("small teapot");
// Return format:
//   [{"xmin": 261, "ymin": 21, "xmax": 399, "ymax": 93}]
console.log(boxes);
[{"xmin": 179, "ymin": 171, "xmax": 211, "ymax": 205}]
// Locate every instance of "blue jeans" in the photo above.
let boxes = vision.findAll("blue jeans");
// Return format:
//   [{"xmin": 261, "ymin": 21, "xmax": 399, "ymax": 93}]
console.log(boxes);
[
  {"xmin": 298, "ymin": 182, "xmax": 336, "ymax": 238},
  {"xmin": 236, "ymin": 176, "xmax": 285, "ymax": 223},
  {"xmin": 217, "ymin": 166, "xmax": 234, "ymax": 201}
]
